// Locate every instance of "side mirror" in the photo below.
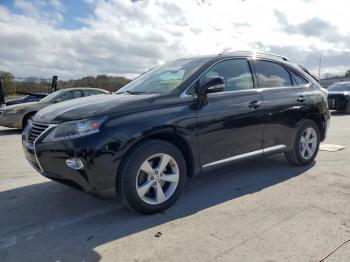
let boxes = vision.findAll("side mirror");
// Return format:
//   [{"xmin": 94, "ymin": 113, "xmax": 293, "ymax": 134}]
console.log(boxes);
[
  {"xmin": 54, "ymin": 98, "xmax": 63, "ymax": 103},
  {"xmin": 194, "ymin": 77, "xmax": 225, "ymax": 104},
  {"xmin": 201, "ymin": 77, "xmax": 225, "ymax": 93}
]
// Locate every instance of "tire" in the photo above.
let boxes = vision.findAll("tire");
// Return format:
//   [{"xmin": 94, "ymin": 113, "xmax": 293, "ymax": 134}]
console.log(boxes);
[
  {"xmin": 285, "ymin": 119, "xmax": 320, "ymax": 166},
  {"xmin": 118, "ymin": 139, "xmax": 187, "ymax": 214},
  {"xmin": 22, "ymin": 113, "xmax": 35, "ymax": 129}
]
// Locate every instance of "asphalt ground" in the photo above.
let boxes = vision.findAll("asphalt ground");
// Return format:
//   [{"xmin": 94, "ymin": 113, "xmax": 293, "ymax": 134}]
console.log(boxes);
[{"xmin": 0, "ymin": 113, "xmax": 349, "ymax": 262}]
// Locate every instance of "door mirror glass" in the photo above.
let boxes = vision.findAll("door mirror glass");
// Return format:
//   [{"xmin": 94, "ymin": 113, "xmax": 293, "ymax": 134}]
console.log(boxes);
[
  {"xmin": 54, "ymin": 98, "xmax": 63, "ymax": 103},
  {"xmin": 199, "ymin": 77, "xmax": 225, "ymax": 94}
]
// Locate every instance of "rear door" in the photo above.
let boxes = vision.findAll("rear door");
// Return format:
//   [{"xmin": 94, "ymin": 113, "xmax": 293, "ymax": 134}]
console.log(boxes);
[
  {"xmin": 252, "ymin": 59, "xmax": 315, "ymax": 150},
  {"xmin": 196, "ymin": 58, "xmax": 265, "ymax": 167}
]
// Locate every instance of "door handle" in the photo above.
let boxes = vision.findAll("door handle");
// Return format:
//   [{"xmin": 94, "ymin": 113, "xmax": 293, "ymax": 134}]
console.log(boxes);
[
  {"xmin": 297, "ymin": 96, "xmax": 306, "ymax": 103},
  {"xmin": 249, "ymin": 100, "xmax": 263, "ymax": 109}
]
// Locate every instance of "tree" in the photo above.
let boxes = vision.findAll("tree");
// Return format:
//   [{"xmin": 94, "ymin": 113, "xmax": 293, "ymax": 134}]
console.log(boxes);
[
  {"xmin": 345, "ymin": 69, "xmax": 350, "ymax": 77},
  {"xmin": 0, "ymin": 71, "xmax": 15, "ymax": 96}
]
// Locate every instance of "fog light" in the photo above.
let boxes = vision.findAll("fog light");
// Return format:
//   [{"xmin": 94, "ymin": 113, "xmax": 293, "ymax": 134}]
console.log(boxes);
[{"xmin": 66, "ymin": 158, "xmax": 84, "ymax": 170}]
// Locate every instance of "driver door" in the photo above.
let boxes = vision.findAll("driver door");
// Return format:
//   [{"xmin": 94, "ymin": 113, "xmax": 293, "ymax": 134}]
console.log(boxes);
[{"xmin": 196, "ymin": 59, "xmax": 265, "ymax": 167}]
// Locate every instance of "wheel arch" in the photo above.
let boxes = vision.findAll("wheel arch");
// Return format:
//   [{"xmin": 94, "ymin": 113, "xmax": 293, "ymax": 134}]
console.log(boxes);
[
  {"xmin": 22, "ymin": 111, "xmax": 37, "ymax": 128},
  {"xmin": 147, "ymin": 132, "xmax": 196, "ymax": 177},
  {"xmin": 303, "ymin": 113, "xmax": 326, "ymax": 142},
  {"xmin": 117, "ymin": 131, "xmax": 196, "ymax": 181}
]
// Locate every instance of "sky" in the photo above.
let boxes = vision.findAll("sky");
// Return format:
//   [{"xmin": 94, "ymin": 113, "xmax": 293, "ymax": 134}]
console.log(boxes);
[{"xmin": 1, "ymin": 0, "xmax": 350, "ymax": 80}]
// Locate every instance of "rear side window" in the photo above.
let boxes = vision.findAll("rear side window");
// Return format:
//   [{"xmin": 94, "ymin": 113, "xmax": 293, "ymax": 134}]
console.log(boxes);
[
  {"xmin": 85, "ymin": 90, "xmax": 105, "ymax": 96},
  {"xmin": 254, "ymin": 60, "xmax": 292, "ymax": 88},
  {"xmin": 201, "ymin": 59, "xmax": 254, "ymax": 91},
  {"xmin": 56, "ymin": 90, "xmax": 82, "ymax": 102},
  {"xmin": 290, "ymin": 71, "xmax": 309, "ymax": 86}
]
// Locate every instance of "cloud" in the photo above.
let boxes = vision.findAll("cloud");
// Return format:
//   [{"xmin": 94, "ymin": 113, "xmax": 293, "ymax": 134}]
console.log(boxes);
[
  {"xmin": 274, "ymin": 9, "xmax": 350, "ymax": 47},
  {"xmin": 1, "ymin": 0, "xmax": 350, "ymax": 80}
]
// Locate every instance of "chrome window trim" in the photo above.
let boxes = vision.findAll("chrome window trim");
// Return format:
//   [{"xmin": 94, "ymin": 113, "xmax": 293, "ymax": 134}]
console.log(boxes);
[
  {"xmin": 179, "ymin": 56, "xmax": 312, "ymax": 99},
  {"xmin": 33, "ymin": 123, "xmax": 57, "ymax": 173},
  {"xmin": 192, "ymin": 88, "xmax": 261, "ymax": 98},
  {"xmin": 202, "ymin": 145, "xmax": 286, "ymax": 168},
  {"xmin": 256, "ymin": 83, "xmax": 313, "ymax": 93},
  {"xmin": 180, "ymin": 57, "xmax": 253, "ymax": 98}
]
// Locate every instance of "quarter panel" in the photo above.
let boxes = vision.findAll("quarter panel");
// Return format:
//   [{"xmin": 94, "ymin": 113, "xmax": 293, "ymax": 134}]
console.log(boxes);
[{"xmin": 260, "ymin": 87, "xmax": 322, "ymax": 149}]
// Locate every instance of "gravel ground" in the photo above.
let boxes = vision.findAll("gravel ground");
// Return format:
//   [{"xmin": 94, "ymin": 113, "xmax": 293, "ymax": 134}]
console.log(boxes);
[{"xmin": 0, "ymin": 114, "xmax": 349, "ymax": 262}]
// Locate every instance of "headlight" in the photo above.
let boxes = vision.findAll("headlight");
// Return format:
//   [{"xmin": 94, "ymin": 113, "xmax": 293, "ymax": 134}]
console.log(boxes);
[{"xmin": 42, "ymin": 116, "xmax": 107, "ymax": 142}]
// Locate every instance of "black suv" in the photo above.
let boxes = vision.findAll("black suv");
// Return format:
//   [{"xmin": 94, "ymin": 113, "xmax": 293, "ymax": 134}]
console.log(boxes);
[{"xmin": 22, "ymin": 51, "xmax": 330, "ymax": 214}]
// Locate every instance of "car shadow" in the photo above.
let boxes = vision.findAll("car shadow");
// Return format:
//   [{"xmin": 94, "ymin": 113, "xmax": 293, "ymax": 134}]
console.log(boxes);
[
  {"xmin": 0, "ymin": 154, "xmax": 314, "ymax": 261},
  {"xmin": 0, "ymin": 128, "xmax": 21, "ymax": 136}
]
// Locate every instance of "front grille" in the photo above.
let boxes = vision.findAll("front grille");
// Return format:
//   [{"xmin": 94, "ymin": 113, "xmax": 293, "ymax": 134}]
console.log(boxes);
[
  {"xmin": 27, "ymin": 122, "xmax": 50, "ymax": 144},
  {"xmin": 328, "ymin": 97, "xmax": 345, "ymax": 110}
]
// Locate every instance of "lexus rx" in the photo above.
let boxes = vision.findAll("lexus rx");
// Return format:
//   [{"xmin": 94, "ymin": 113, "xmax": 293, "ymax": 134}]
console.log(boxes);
[{"xmin": 22, "ymin": 51, "xmax": 330, "ymax": 214}]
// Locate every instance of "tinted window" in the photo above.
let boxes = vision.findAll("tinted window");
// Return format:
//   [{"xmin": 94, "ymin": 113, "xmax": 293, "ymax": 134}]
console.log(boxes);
[
  {"xmin": 254, "ymin": 60, "xmax": 292, "ymax": 88},
  {"xmin": 85, "ymin": 90, "xmax": 105, "ymax": 96},
  {"xmin": 328, "ymin": 83, "xmax": 350, "ymax": 91},
  {"xmin": 291, "ymin": 71, "xmax": 309, "ymax": 86},
  {"xmin": 201, "ymin": 59, "xmax": 254, "ymax": 91}
]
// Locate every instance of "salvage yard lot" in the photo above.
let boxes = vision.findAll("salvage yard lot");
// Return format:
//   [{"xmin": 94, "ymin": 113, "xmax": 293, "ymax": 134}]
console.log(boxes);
[{"xmin": 0, "ymin": 114, "xmax": 349, "ymax": 262}]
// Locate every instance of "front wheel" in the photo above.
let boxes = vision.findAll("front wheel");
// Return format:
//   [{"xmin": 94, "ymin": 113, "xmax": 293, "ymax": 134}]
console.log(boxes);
[
  {"xmin": 118, "ymin": 140, "xmax": 187, "ymax": 214},
  {"xmin": 285, "ymin": 120, "xmax": 320, "ymax": 166},
  {"xmin": 22, "ymin": 113, "xmax": 35, "ymax": 129}
]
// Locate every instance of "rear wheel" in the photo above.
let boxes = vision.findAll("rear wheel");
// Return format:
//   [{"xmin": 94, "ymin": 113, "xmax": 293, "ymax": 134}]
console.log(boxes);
[
  {"xmin": 285, "ymin": 120, "xmax": 320, "ymax": 166},
  {"xmin": 118, "ymin": 140, "xmax": 187, "ymax": 214}
]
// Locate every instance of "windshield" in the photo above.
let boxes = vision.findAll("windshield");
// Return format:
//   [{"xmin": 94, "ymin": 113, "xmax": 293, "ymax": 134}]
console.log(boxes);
[
  {"xmin": 328, "ymin": 83, "xmax": 350, "ymax": 92},
  {"xmin": 116, "ymin": 58, "xmax": 208, "ymax": 94},
  {"xmin": 40, "ymin": 90, "xmax": 65, "ymax": 103}
]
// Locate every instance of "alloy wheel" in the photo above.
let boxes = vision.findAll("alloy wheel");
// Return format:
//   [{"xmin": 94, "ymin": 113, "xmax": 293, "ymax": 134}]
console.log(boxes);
[
  {"xmin": 136, "ymin": 153, "xmax": 179, "ymax": 205},
  {"xmin": 299, "ymin": 127, "xmax": 317, "ymax": 160}
]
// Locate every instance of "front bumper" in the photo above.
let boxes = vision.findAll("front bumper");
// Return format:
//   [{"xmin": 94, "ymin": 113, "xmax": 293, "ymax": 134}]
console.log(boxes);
[
  {"xmin": 22, "ymin": 127, "xmax": 121, "ymax": 193},
  {"xmin": 0, "ymin": 111, "xmax": 22, "ymax": 128},
  {"xmin": 327, "ymin": 95, "xmax": 349, "ymax": 110}
]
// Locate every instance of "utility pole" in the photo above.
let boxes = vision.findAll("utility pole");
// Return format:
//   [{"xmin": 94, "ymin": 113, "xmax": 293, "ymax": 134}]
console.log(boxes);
[
  {"xmin": 318, "ymin": 57, "xmax": 322, "ymax": 80},
  {"xmin": 0, "ymin": 78, "xmax": 5, "ymax": 106},
  {"xmin": 50, "ymin": 76, "xmax": 58, "ymax": 93}
]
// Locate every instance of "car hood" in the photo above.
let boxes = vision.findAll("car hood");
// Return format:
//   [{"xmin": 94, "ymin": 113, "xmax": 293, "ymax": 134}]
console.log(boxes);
[
  {"xmin": 328, "ymin": 91, "xmax": 350, "ymax": 96},
  {"xmin": 6, "ymin": 98, "xmax": 22, "ymax": 103},
  {"xmin": 3, "ymin": 101, "xmax": 49, "ymax": 110},
  {"xmin": 33, "ymin": 93, "xmax": 158, "ymax": 123}
]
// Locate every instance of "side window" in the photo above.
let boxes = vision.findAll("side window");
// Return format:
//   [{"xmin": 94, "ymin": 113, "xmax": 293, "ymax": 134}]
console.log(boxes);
[
  {"xmin": 85, "ymin": 90, "xmax": 105, "ymax": 96},
  {"xmin": 254, "ymin": 60, "xmax": 292, "ymax": 88},
  {"xmin": 56, "ymin": 90, "xmax": 82, "ymax": 102},
  {"xmin": 201, "ymin": 59, "xmax": 254, "ymax": 92},
  {"xmin": 290, "ymin": 71, "xmax": 309, "ymax": 87}
]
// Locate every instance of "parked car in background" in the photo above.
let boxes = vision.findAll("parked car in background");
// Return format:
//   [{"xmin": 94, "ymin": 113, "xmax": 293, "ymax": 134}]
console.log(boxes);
[
  {"xmin": 5, "ymin": 93, "xmax": 48, "ymax": 106},
  {"xmin": 0, "ymin": 88, "xmax": 109, "ymax": 129},
  {"xmin": 327, "ymin": 82, "xmax": 350, "ymax": 113},
  {"xmin": 22, "ymin": 51, "xmax": 330, "ymax": 214}
]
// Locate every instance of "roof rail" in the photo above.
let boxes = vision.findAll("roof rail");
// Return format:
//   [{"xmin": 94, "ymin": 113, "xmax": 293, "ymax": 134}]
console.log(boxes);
[{"xmin": 220, "ymin": 50, "xmax": 290, "ymax": 62}]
